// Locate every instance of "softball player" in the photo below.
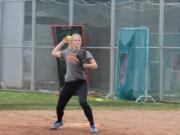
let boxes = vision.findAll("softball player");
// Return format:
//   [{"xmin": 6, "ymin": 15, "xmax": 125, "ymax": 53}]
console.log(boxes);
[{"xmin": 50, "ymin": 33, "xmax": 98, "ymax": 133}]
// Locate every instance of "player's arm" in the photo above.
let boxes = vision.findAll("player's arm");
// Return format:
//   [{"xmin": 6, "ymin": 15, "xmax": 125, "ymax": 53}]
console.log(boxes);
[
  {"xmin": 84, "ymin": 58, "xmax": 98, "ymax": 70},
  {"xmin": 51, "ymin": 40, "xmax": 64, "ymax": 58},
  {"xmin": 51, "ymin": 38, "xmax": 66, "ymax": 58}
]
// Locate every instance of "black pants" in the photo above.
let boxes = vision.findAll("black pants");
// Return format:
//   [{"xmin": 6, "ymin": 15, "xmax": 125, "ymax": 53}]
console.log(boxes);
[{"xmin": 56, "ymin": 79, "xmax": 94, "ymax": 125}]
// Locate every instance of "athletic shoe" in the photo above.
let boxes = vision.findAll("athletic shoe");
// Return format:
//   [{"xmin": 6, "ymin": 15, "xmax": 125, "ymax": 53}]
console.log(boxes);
[
  {"xmin": 50, "ymin": 120, "xmax": 63, "ymax": 130},
  {"xmin": 90, "ymin": 124, "xmax": 98, "ymax": 133}
]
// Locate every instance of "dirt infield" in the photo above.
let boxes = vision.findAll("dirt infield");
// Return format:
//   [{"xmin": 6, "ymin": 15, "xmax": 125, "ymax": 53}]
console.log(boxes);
[{"xmin": 0, "ymin": 110, "xmax": 180, "ymax": 135}]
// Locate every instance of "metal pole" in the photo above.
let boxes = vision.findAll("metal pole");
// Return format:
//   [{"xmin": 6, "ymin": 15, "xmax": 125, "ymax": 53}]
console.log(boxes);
[
  {"xmin": 0, "ymin": 0, "xmax": 3, "ymax": 45},
  {"xmin": 107, "ymin": 0, "xmax": 115, "ymax": 98},
  {"xmin": 0, "ymin": 0, "xmax": 3, "ymax": 85},
  {"xmin": 31, "ymin": 0, "xmax": 36, "ymax": 90},
  {"xmin": 0, "ymin": 0, "xmax": 2, "ymax": 41},
  {"xmin": 135, "ymin": 28, "xmax": 156, "ymax": 103},
  {"xmin": 145, "ymin": 28, "xmax": 149, "ymax": 99},
  {"xmin": 159, "ymin": 0, "xmax": 164, "ymax": 101},
  {"xmin": 69, "ymin": 0, "xmax": 73, "ymax": 25}
]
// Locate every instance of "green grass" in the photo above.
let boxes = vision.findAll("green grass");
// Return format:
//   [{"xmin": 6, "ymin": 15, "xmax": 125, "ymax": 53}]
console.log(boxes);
[{"xmin": 0, "ymin": 89, "xmax": 180, "ymax": 110}]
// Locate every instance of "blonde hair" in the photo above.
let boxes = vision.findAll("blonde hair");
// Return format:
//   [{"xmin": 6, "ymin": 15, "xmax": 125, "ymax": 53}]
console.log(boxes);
[
  {"xmin": 72, "ymin": 33, "xmax": 82, "ymax": 42},
  {"xmin": 69, "ymin": 33, "xmax": 82, "ymax": 49}
]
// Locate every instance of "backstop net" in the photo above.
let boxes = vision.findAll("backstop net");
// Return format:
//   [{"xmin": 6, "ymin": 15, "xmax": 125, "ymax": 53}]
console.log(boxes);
[{"xmin": 115, "ymin": 27, "xmax": 149, "ymax": 100}]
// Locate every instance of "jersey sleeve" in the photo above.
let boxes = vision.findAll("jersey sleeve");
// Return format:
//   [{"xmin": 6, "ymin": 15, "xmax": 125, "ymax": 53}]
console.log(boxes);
[
  {"xmin": 61, "ymin": 49, "xmax": 67, "ymax": 58},
  {"xmin": 86, "ymin": 50, "xmax": 94, "ymax": 59}
]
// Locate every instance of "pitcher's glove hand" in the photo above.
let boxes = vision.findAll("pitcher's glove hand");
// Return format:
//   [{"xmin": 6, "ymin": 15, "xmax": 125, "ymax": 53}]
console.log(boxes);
[{"xmin": 75, "ymin": 49, "xmax": 87, "ymax": 70}]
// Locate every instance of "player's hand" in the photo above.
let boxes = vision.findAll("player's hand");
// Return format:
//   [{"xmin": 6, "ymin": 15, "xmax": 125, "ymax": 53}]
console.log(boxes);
[{"xmin": 63, "ymin": 35, "xmax": 72, "ymax": 44}]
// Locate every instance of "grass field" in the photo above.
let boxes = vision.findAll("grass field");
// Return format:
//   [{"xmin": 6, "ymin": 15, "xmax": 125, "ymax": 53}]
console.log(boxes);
[
  {"xmin": 1, "ymin": 89, "xmax": 180, "ymax": 135},
  {"xmin": 0, "ymin": 89, "xmax": 180, "ymax": 110}
]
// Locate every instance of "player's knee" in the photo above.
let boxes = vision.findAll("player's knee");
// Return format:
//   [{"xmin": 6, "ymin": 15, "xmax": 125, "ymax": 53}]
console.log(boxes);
[{"xmin": 79, "ymin": 101, "xmax": 88, "ymax": 107}]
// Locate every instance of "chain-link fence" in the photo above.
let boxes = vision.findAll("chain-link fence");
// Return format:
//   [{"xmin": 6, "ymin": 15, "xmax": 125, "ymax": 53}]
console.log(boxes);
[{"xmin": 0, "ymin": 0, "xmax": 180, "ymax": 102}]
